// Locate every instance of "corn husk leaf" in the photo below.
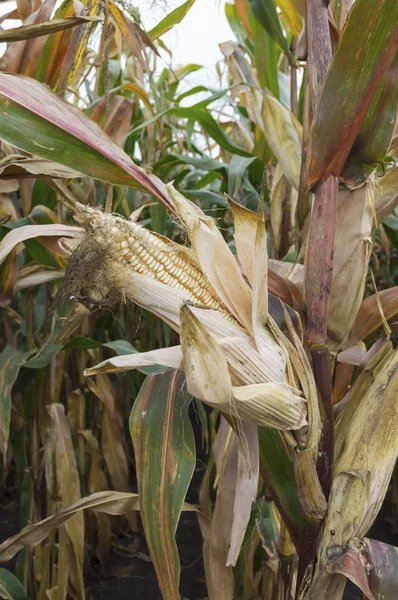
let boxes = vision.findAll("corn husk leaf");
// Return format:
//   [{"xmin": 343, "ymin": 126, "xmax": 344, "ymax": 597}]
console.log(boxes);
[
  {"xmin": 226, "ymin": 421, "xmax": 259, "ymax": 566},
  {"xmin": 261, "ymin": 91, "xmax": 301, "ymax": 190},
  {"xmin": 317, "ymin": 345, "xmax": 398, "ymax": 570},
  {"xmin": 168, "ymin": 185, "xmax": 253, "ymax": 331},
  {"xmin": 328, "ymin": 181, "xmax": 374, "ymax": 348},
  {"xmin": 292, "ymin": 448, "xmax": 327, "ymax": 521},
  {"xmin": 267, "ymin": 308, "xmax": 320, "ymax": 456},
  {"xmin": 85, "ymin": 346, "xmax": 183, "ymax": 375},
  {"xmin": 252, "ymin": 204, "xmax": 270, "ymax": 354},
  {"xmin": 181, "ymin": 305, "xmax": 306, "ymax": 429},
  {"xmin": 374, "ymin": 166, "xmax": 398, "ymax": 223},
  {"xmin": 228, "ymin": 198, "xmax": 257, "ymax": 286}
]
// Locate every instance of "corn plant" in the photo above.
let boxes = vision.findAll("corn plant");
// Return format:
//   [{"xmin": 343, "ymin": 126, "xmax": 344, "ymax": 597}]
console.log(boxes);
[{"xmin": 0, "ymin": 0, "xmax": 398, "ymax": 599}]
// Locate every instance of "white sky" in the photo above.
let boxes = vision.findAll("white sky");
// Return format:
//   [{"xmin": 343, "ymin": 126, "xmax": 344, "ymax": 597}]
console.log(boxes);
[
  {"xmin": 137, "ymin": 0, "xmax": 232, "ymax": 86},
  {"xmin": 0, "ymin": 0, "xmax": 234, "ymax": 89}
]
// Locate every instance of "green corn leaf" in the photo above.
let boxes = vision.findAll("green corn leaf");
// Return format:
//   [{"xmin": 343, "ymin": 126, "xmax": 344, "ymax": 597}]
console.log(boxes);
[
  {"xmin": 341, "ymin": 48, "xmax": 398, "ymax": 189},
  {"xmin": 248, "ymin": 4, "xmax": 280, "ymax": 98},
  {"xmin": 0, "ymin": 74, "xmax": 174, "ymax": 210},
  {"xmin": 258, "ymin": 427, "xmax": 302, "ymax": 545},
  {"xmin": 248, "ymin": 0, "xmax": 295, "ymax": 64},
  {"xmin": 0, "ymin": 569, "xmax": 31, "ymax": 600},
  {"xmin": 306, "ymin": 0, "xmax": 398, "ymax": 189},
  {"xmin": 148, "ymin": 0, "xmax": 196, "ymax": 40},
  {"xmin": 130, "ymin": 369, "xmax": 195, "ymax": 600},
  {"xmin": 0, "ymin": 347, "xmax": 24, "ymax": 464}
]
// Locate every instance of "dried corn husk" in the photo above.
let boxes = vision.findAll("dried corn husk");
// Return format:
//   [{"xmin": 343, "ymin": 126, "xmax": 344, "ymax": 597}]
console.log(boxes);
[
  {"xmin": 317, "ymin": 342, "xmax": 398, "ymax": 571},
  {"xmin": 180, "ymin": 305, "xmax": 307, "ymax": 430}
]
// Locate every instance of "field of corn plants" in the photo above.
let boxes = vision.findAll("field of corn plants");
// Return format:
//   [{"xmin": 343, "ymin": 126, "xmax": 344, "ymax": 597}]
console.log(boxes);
[{"xmin": 0, "ymin": 0, "xmax": 397, "ymax": 598}]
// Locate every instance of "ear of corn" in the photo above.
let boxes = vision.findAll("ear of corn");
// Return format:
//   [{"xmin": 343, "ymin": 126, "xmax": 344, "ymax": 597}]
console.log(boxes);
[{"xmin": 74, "ymin": 203, "xmax": 233, "ymax": 319}]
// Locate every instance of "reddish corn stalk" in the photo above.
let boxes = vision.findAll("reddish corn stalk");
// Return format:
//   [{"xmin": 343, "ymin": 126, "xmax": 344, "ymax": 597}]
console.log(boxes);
[
  {"xmin": 297, "ymin": 0, "xmax": 338, "ymax": 595},
  {"xmin": 305, "ymin": 176, "xmax": 339, "ymax": 350},
  {"xmin": 305, "ymin": 0, "xmax": 336, "ymax": 494}
]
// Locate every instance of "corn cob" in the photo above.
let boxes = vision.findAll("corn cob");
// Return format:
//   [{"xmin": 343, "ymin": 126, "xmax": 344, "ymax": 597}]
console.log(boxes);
[{"xmin": 74, "ymin": 204, "xmax": 232, "ymax": 319}]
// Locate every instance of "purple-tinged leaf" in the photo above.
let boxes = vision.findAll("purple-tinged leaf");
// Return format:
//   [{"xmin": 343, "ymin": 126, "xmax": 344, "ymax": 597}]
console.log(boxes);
[
  {"xmin": 306, "ymin": 0, "xmax": 398, "ymax": 189},
  {"xmin": 0, "ymin": 74, "xmax": 176, "ymax": 212}
]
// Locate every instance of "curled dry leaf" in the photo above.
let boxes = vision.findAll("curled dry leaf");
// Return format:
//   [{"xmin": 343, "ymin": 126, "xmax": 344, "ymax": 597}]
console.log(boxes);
[
  {"xmin": 0, "ymin": 491, "xmax": 199, "ymax": 563},
  {"xmin": 0, "ymin": 224, "xmax": 80, "ymax": 266}
]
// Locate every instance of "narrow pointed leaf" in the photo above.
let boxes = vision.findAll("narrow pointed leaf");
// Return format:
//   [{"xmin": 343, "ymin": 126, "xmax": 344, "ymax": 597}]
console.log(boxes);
[
  {"xmin": 347, "ymin": 286, "xmax": 398, "ymax": 346},
  {"xmin": 34, "ymin": 0, "xmax": 78, "ymax": 86},
  {"xmin": 0, "ymin": 74, "xmax": 175, "ymax": 210},
  {"xmin": 0, "ymin": 16, "xmax": 97, "ymax": 42},
  {"xmin": 262, "ymin": 91, "xmax": 302, "ymax": 190},
  {"xmin": 129, "ymin": 369, "xmax": 195, "ymax": 600},
  {"xmin": 306, "ymin": 0, "xmax": 398, "ymax": 189},
  {"xmin": 48, "ymin": 404, "xmax": 84, "ymax": 597},
  {"xmin": 252, "ymin": 205, "xmax": 270, "ymax": 354},
  {"xmin": 226, "ymin": 422, "xmax": 259, "ymax": 566},
  {"xmin": 0, "ymin": 157, "xmax": 82, "ymax": 179},
  {"xmin": 275, "ymin": 0, "xmax": 302, "ymax": 38},
  {"xmin": 85, "ymin": 346, "xmax": 182, "ymax": 376},
  {"xmin": 248, "ymin": 0, "xmax": 295, "ymax": 63},
  {"xmin": 169, "ymin": 107, "xmax": 251, "ymax": 157},
  {"xmin": 0, "ymin": 347, "xmax": 23, "ymax": 462},
  {"xmin": 258, "ymin": 427, "xmax": 302, "ymax": 546},
  {"xmin": 148, "ymin": 0, "xmax": 196, "ymax": 40},
  {"xmin": 247, "ymin": 6, "xmax": 280, "ymax": 98}
]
